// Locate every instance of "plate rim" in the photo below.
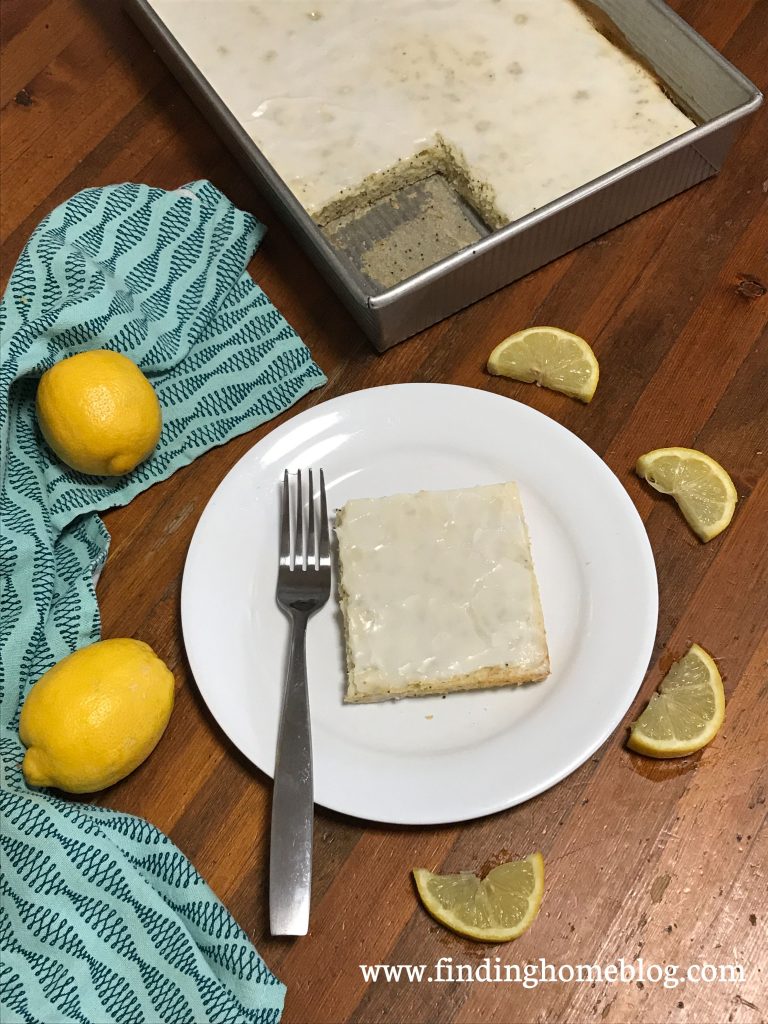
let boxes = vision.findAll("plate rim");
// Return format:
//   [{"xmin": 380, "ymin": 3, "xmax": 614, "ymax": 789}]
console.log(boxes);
[{"xmin": 181, "ymin": 383, "xmax": 658, "ymax": 825}]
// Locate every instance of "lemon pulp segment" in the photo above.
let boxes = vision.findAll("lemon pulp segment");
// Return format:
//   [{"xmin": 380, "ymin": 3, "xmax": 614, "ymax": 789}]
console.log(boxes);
[
  {"xmin": 487, "ymin": 327, "xmax": 599, "ymax": 402},
  {"xmin": 413, "ymin": 852, "xmax": 545, "ymax": 942},
  {"xmin": 628, "ymin": 643, "xmax": 725, "ymax": 758},
  {"xmin": 635, "ymin": 447, "xmax": 737, "ymax": 542}
]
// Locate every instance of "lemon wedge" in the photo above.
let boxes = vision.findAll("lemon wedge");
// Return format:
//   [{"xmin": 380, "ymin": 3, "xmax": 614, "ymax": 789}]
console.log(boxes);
[
  {"xmin": 628, "ymin": 644, "xmax": 725, "ymax": 759},
  {"xmin": 635, "ymin": 447, "xmax": 737, "ymax": 542},
  {"xmin": 487, "ymin": 327, "xmax": 599, "ymax": 402},
  {"xmin": 413, "ymin": 852, "xmax": 545, "ymax": 943}
]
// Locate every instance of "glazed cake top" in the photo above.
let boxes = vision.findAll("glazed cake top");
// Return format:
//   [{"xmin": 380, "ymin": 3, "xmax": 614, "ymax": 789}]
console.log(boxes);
[
  {"xmin": 335, "ymin": 482, "xmax": 549, "ymax": 700},
  {"xmin": 152, "ymin": 0, "xmax": 694, "ymax": 224}
]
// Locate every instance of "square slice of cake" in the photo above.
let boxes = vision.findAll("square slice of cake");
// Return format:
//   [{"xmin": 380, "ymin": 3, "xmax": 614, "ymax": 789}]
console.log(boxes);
[{"xmin": 336, "ymin": 482, "xmax": 549, "ymax": 703}]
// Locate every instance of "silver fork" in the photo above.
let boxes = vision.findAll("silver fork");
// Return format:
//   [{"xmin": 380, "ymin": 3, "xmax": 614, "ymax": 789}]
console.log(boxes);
[{"xmin": 270, "ymin": 468, "xmax": 331, "ymax": 936}]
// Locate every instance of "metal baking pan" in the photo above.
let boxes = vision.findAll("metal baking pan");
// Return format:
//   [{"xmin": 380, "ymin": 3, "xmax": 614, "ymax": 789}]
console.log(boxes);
[{"xmin": 126, "ymin": 0, "xmax": 762, "ymax": 352}]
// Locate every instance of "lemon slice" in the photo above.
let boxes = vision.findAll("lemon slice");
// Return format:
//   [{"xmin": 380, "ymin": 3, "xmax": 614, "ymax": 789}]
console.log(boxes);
[
  {"xmin": 635, "ymin": 447, "xmax": 737, "ymax": 542},
  {"xmin": 628, "ymin": 644, "xmax": 725, "ymax": 759},
  {"xmin": 487, "ymin": 327, "xmax": 599, "ymax": 402},
  {"xmin": 413, "ymin": 852, "xmax": 544, "ymax": 943}
]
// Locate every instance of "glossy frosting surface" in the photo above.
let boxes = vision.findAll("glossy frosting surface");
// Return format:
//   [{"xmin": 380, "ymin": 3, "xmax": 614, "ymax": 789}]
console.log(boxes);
[
  {"xmin": 336, "ymin": 483, "xmax": 549, "ymax": 699},
  {"xmin": 151, "ymin": 0, "xmax": 695, "ymax": 224}
]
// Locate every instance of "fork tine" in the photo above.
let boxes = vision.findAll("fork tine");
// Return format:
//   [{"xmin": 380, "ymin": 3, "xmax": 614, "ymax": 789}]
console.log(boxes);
[
  {"xmin": 279, "ymin": 470, "xmax": 290, "ymax": 567},
  {"xmin": 296, "ymin": 469, "xmax": 304, "ymax": 570},
  {"xmin": 319, "ymin": 469, "xmax": 330, "ymax": 567},
  {"xmin": 307, "ymin": 469, "xmax": 316, "ymax": 569}
]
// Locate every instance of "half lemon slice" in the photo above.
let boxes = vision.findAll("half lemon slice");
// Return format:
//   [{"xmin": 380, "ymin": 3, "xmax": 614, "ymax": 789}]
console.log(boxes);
[
  {"xmin": 413, "ymin": 852, "xmax": 545, "ymax": 943},
  {"xmin": 487, "ymin": 327, "xmax": 599, "ymax": 402},
  {"xmin": 628, "ymin": 644, "xmax": 725, "ymax": 758},
  {"xmin": 635, "ymin": 447, "xmax": 737, "ymax": 542}
]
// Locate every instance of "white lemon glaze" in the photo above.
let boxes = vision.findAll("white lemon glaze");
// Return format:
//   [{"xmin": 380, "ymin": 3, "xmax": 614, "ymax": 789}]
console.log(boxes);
[
  {"xmin": 335, "ymin": 483, "xmax": 550, "ymax": 701},
  {"xmin": 151, "ymin": 0, "xmax": 694, "ymax": 225}
]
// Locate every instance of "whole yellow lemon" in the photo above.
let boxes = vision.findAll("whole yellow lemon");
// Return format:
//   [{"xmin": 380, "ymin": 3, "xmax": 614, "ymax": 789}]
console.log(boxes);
[
  {"xmin": 20, "ymin": 638, "xmax": 175, "ymax": 793},
  {"xmin": 36, "ymin": 350, "xmax": 162, "ymax": 476}
]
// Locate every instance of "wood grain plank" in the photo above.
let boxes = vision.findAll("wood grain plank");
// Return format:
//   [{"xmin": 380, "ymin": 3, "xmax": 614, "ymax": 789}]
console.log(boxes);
[
  {"xmin": 0, "ymin": 0, "xmax": 53, "ymax": 49},
  {"xmin": 0, "ymin": 0, "xmax": 84, "ymax": 108},
  {"xmin": 0, "ymin": 52, "xmax": 164, "ymax": 240},
  {"xmin": 2, "ymin": 2, "xmax": 766, "ymax": 1023},
  {"xmin": 598, "ymin": 640, "xmax": 768, "ymax": 1023},
  {"xmin": 1, "ymin": 14, "xmax": 141, "ymax": 166}
]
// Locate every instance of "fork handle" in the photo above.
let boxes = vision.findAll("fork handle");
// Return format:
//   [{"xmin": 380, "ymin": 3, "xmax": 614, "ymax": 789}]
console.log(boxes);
[{"xmin": 270, "ymin": 609, "xmax": 314, "ymax": 935}]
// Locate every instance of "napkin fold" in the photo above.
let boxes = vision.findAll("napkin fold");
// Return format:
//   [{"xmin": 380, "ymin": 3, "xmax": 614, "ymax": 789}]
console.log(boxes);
[{"xmin": 0, "ymin": 180, "xmax": 326, "ymax": 1023}]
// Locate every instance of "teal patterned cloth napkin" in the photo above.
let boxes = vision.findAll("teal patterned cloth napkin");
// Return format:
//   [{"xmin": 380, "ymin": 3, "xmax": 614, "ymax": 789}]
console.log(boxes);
[{"xmin": 0, "ymin": 180, "xmax": 326, "ymax": 1023}]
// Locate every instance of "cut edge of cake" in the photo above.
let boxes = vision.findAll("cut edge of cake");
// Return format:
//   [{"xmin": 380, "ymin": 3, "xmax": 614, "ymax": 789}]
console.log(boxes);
[
  {"xmin": 343, "ymin": 657, "xmax": 552, "ymax": 704},
  {"xmin": 314, "ymin": 134, "xmax": 506, "ymax": 232}
]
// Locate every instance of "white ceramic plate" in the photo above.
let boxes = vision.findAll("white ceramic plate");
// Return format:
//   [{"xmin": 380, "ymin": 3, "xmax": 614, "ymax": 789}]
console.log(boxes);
[{"xmin": 182, "ymin": 384, "xmax": 657, "ymax": 825}]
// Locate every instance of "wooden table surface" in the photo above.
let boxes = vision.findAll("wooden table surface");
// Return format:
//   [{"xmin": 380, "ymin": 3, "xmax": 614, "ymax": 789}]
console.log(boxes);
[{"xmin": 2, "ymin": 2, "xmax": 767, "ymax": 1022}]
